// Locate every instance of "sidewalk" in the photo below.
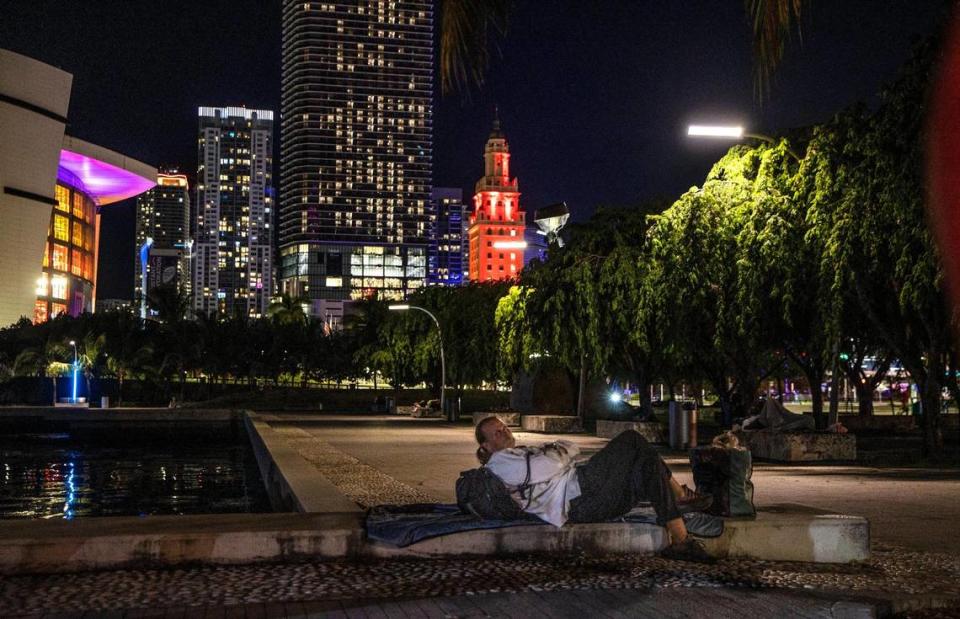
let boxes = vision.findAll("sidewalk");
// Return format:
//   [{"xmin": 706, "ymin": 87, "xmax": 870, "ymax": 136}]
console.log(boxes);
[{"xmin": 83, "ymin": 587, "xmax": 903, "ymax": 619}]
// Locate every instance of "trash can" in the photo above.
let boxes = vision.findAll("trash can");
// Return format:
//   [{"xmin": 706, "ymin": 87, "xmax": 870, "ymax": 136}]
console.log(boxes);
[
  {"xmin": 385, "ymin": 396, "xmax": 397, "ymax": 415},
  {"xmin": 668, "ymin": 401, "xmax": 689, "ymax": 449},
  {"xmin": 101, "ymin": 396, "xmax": 110, "ymax": 409},
  {"xmin": 444, "ymin": 395, "xmax": 460, "ymax": 422}
]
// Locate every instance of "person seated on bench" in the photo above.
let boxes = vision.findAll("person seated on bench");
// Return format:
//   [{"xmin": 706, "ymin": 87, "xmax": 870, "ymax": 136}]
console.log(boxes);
[{"xmin": 474, "ymin": 417, "xmax": 713, "ymax": 562}]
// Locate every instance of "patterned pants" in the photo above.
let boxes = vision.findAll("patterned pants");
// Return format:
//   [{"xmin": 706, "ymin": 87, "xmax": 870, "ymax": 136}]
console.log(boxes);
[{"xmin": 568, "ymin": 430, "xmax": 681, "ymax": 525}]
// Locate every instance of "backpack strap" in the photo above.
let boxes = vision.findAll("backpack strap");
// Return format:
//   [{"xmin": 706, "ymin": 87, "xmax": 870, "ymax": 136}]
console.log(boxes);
[{"xmin": 516, "ymin": 450, "xmax": 533, "ymax": 510}]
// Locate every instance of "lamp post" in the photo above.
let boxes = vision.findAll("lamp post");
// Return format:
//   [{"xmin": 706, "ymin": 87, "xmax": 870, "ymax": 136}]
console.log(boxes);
[
  {"xmin": 68, "ymin": 340, "xmax": 78, "ymax": 404},
  {"xmin": 687, "ymin": 124, "xmax": 801, "ymax": 161},
  {"xmin": 388, "ymin": 304, "xmax": 448, "ymax": 417}
]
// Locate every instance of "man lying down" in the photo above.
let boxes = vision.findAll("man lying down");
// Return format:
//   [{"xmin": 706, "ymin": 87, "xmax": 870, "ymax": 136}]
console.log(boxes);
[{"xmin": 471, "ymin": 417, "xmax": 714, "ymax": 563}]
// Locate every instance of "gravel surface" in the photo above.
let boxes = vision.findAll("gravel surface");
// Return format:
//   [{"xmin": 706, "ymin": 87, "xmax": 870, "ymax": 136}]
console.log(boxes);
[
  {"xmin": 274, "ymin": 425, "xmax": 440, "ymax": 506},
  {"xmin": 0, "ymin": 545, "xmax": 956, "ymax": 615}
]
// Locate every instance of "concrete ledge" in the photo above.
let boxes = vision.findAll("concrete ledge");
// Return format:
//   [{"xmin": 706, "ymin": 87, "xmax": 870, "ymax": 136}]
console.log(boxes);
[
  {"xmin": 244, "ymin": 413, "xmax": 361, "ymax": 514},
  {"xmin": 0, "ymin": 503, "xmax": 867, "ymax": 574},
  {"xmin": 596, "ymin": 420, "xmax": 665, "ymax": 443},
  {"xmin": 703, "ymin": 504, "xmax": 869, "ymax": 563},
  {"xmin": 737, "ymin": 430, "xmax": 857, "ymax": 462},
  {"xmin": 0, "ymin": 513, "xmax": 365, "ymax": 575},
  {"xmin": 472, "ymin": 412, "xmax": 521, "ymax": 427},
  {"xmin": 0, "ymin": 407, "xmax": 242, "ymax": 422},
  {"xmin": 371, "ymin": 522, "xmax": 666, "ymax": 559},
  {"xmin": 521, "ymin": 415, "xmax": 583, "ymax": 433}
]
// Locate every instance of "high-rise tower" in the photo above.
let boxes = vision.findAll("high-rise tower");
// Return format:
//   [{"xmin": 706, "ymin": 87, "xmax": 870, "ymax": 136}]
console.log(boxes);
[
  {"xmin": 279, "ymin": 0, "xmax": 433, "ymax": 306},
  {"xmin": 429, "ymin": 188, "xmax": 467, "ymax": 286},
  {"xmin": 194, "ymin": 106, "xmax": 274, "ymax": 318},
  {"xmin": 135, "ymin": 171, "xmax": 191, "ymax": 311},
  {"xmin": 468, "ymin": 114, "xmax": 525, "ymax": 282}
]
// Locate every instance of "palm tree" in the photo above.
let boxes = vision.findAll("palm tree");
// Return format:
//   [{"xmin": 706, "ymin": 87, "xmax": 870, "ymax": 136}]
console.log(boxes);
[
  {"xmin": 78, "ymin": 332, "xmax": 107, "ymax": 399},
  {"xmin": 437, "ymin": 0, "xmax": 805, "ymax": 97},
  {"xmin": 267, "ymin": 294, "xmax": 309, "ymax": 327},
  {"xmin": 13, "ymin": 337, "xmax": 70, "ymax": 404}
]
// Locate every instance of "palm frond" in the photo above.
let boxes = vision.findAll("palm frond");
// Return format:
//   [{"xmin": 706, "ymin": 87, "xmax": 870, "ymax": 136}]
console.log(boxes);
[
  {"xmin": 746, "ymin": 0, "xmax": 806, "ymax": 101},
  {"xmin": 439, "ymin": 0, "xmax": 512, "ymax": 95}
]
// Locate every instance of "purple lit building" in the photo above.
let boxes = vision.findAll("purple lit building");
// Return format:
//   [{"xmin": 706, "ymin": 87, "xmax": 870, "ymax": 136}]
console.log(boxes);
[{"xmin": 34, "ymin": 137, "xmax": 156, "ymax": 323}]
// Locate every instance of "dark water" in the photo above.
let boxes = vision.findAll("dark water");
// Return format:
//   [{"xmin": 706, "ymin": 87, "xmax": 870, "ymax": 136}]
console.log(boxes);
[{"xmin": 0, "ymin": 430, "xmax": 273, "ymax": 519}]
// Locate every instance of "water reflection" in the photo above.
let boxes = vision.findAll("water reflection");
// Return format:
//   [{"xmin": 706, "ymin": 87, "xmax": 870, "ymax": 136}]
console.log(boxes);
[{"xmin": 0, "ymin": 433, "xmax": 271, "ymax": 519}]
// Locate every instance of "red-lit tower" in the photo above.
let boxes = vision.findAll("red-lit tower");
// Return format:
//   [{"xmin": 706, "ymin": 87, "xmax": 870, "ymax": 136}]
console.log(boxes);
[{"xmin": 468, "ymin": 112, "xmax": 525, "ymax": 282}]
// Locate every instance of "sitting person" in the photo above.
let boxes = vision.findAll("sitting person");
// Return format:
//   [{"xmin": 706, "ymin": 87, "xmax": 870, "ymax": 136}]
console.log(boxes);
[{"xmin": 474, "ymin": 417, "xmax": 713, "ymax": 562}]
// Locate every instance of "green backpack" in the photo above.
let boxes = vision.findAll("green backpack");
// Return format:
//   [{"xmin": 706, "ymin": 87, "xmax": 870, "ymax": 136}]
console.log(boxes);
[{"xmin": 690, "ymin": 446, "xmax": 756, "ymax": 518}]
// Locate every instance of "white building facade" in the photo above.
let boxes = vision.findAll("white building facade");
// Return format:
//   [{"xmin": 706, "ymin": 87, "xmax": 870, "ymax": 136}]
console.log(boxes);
[{"xmin": 194, "ymin": 106, "xmax": 274, "ymax": 318}]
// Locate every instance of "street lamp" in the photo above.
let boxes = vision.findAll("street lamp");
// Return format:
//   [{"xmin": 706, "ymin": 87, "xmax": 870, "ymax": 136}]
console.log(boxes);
[
  {"xmin": 687, "ymin": 124, "xmax": 801, "ymax": 161},
  {"xmin": 388, "ymin": 304, "xmax": 448, "ymax": 416},
  {"xmin": 68, "ymin": 340, "xmax": 78, "ymax": 404}
]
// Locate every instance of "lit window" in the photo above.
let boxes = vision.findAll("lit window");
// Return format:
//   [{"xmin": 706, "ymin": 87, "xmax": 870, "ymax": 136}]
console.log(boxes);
[
  {"xmin": 50, "ymin": 275, "xmax": 68, "ymax": 299},
  {"xmin": 55, "ymin": 186, "xmax": 70, "ymax": 213},
  {"xmin": 33, "ymin": 301, "xmax": 47, "ymax": 324},
  {"xmin": 52, "ymin": 245, "xmax": 68, "ymax": 271},
  {"xmin": 50, "ymin": 303, "xmax": 67, "ymax": 318},
  {"xmin": 71, "ymin": 249, "xmax": 83, "ymax": 277},
  {"xmin": 35, "ymin": 274, "xmax": 48, "ymax": 296},
  {"xmin": 72, "ymin": 222, "xmax": 83, "ymax": 247},
  {"xmin": 72, "ymin": 193, "xmax": 85, "ymax": 218},
  {"xmin": 53, "ymin": 215, "xmax": 69, "ymax": 242}
]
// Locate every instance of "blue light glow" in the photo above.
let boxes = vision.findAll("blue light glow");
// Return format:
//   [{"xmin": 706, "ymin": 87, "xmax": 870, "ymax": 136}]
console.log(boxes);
[
  {"xmin": 63, "ymin": 460, "xmax": 76, "ymax": 520},
  {"xmin": 609, "ymin": 392, "xmax": 622, "ymax": 403}
]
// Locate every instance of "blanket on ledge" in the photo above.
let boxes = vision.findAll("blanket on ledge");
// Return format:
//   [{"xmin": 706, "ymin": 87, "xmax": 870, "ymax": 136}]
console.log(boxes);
[{"xmin": 365, "ymin": 503, "xmax": 723, "ymax": 548}]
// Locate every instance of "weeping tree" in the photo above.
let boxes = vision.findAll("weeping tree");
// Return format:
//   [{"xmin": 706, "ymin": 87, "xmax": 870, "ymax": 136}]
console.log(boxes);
[
  {"xmin": 648, "ymin": 152, "xmax": 779, "ymax": 426},
  {"xmin": 808, "ymin": 39, "xmax": 955, "ymax": 457}
]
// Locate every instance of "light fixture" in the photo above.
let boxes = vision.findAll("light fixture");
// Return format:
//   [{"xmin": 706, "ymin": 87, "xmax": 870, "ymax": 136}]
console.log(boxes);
[
  {"xmin": 687, "ymin": 125, "xmax": 744, "ymax": 138},
  {"xmin": 492, "ymin": 241, "xmax": 527, "ymax": 249}
]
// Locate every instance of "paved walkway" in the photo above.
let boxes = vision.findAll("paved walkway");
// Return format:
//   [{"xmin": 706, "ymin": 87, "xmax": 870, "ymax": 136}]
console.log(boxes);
[
  {"xmin": 106, "ymin": 588, "xmax": 878, "ymax": 618},
  {"xmin": 261, "ymin": 414, "xmax": 960, "ymax": 555}
]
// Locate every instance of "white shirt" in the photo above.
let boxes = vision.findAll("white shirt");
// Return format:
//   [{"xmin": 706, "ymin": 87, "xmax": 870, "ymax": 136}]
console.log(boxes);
[{"xmin": 485, "ymin": 441, "xmax": 582, "ymax": 527}]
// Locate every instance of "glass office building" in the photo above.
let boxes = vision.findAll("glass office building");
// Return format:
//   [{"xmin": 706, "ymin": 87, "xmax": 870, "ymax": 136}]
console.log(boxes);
[{"xmin": 279, "ymin": 0, "xmax": 433, "ymax": 305}]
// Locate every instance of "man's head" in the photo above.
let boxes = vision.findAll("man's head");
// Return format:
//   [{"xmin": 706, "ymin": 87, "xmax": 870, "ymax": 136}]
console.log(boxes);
[{"xmin": 475, "ymin": 417, "xmax": 516, "ymax": 458}]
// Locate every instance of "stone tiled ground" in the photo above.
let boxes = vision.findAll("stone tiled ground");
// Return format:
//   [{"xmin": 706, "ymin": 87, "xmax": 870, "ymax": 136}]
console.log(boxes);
[
  {"xmin": 0, "ymin": 545, "xmax": 957, "ymax": 616},
  {"xmin": 273, "ymin": 425, "xmax": 440, "ymax": 506}
]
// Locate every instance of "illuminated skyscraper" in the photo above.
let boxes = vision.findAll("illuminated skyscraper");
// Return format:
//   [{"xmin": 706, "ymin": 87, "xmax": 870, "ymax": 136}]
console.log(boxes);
[
  {"xmin": 468, "ymin": 114, "xmax": 526, "ymax": 282},
  {"xmin": 279, "ymin": 0, "xmax": 433, "ymax": 306},
  {"xmin": 194, "ymin": 106, "xmax": 274, "ymax": 318},
  {"xmin": 134, "ymin": 171, "xmax": 191, "ymax": 310},
  {"xmin": 429, "ymin": 188, "xmax": 467, "ymax": 286}
]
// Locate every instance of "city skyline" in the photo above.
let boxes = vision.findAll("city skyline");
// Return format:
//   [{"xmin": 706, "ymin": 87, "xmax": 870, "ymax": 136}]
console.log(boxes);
[{"xmin": 0, "ymin": 0, "xmax": 948, "ymax": 299}]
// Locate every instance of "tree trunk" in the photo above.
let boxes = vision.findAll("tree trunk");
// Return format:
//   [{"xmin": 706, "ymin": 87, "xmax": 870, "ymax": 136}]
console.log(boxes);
[
  {"xmin": 576, "ymin": 354, "xmax": 586, "ymax": 426},
  {"xmin": 716, "ymin": 390, "xmax": 733, "ymax": 427},
  {"xmin": 828, "ymin": 378, "xmax": 840, "ymax": 427},
  {"xmin": 636, "ymin": 368, "xmax": 654, "ymax": 419},
  {"xmin": 856, "ymin": 382, "xmax": 875, "ymax": 417},
  {"xmin": 828, "ymin": 354, "xmax": 841, "ymax": 427},
  {"xmin": 919, "ymin": 374, "xmax": 944, "ymax": 460}
]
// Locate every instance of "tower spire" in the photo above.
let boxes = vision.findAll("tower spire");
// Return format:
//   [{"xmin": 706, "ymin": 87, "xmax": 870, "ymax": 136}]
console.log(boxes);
[{"xmin": 489, "ymin": 105, "xmax": 504, "ymax": 139}]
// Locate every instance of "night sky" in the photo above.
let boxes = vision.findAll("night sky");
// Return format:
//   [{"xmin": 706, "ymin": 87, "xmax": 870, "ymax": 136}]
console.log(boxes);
[{"xmin": 0, "ymin": 1, "xmax": 950, "ymax": 299}]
